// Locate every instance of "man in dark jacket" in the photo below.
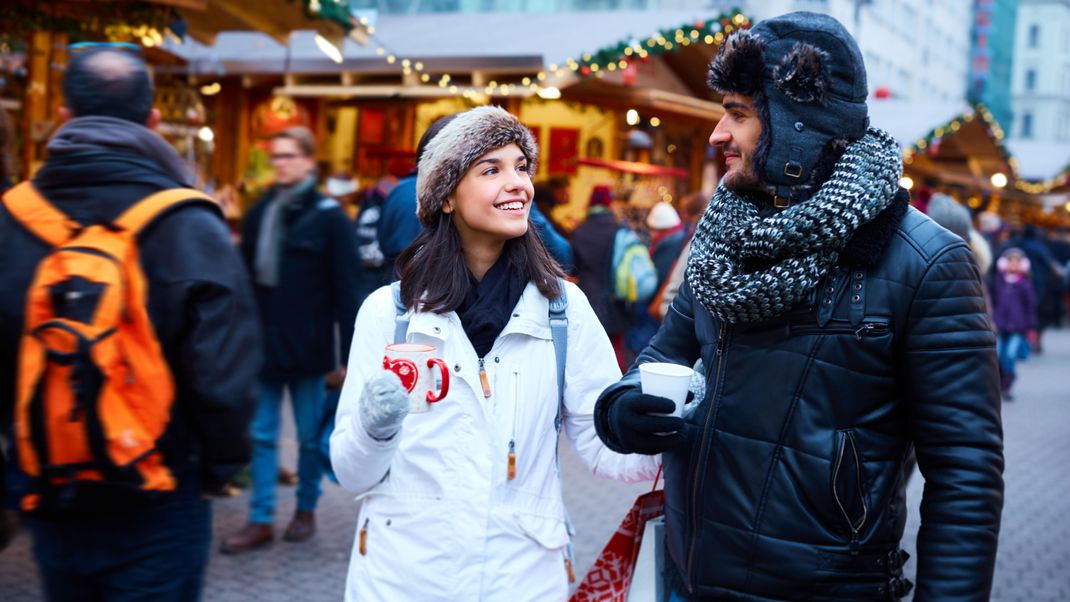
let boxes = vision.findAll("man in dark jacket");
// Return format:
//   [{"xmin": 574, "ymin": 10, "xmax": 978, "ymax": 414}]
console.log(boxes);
[
  {"xmin": 595, "ymin": 13, "xmax": 1003, "ymax": 601},
  {"xmin": 223, "ymin": 126, "xmax": 360, "ymax": 553},
  {"xmin": 0, "ymin": 47, "xmax": 260, "ymax": 600}
]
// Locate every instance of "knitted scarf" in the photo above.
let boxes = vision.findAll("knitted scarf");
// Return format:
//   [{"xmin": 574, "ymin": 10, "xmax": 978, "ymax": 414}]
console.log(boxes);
[{"xmin": 686, "ymin": 127, "xmax": 902, "ymax": 324}]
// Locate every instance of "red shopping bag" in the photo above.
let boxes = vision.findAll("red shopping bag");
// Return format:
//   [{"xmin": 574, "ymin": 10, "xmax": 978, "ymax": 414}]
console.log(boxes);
[{"xmin": 570, "ymin": 471, "xmax": 664, "ymax": 602}]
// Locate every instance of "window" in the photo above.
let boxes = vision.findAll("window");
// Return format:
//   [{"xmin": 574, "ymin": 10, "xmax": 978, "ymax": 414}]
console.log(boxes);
[
  {"xmin": 1021, "ymin": 112, "xmax": 1033, "ymax": 139},
  {"xmin": 1026, "ymin": 69, "xmax": 1037, "ymax": 91},
  {"xmin": 1028, "ymin": 24, "xmax": 1040, "ymax": 48}
]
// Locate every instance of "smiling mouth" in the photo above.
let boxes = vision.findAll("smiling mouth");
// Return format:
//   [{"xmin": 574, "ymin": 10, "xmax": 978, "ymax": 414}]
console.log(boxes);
[{"xmin": 494, "ymin": 200, "xmax": 526, "ymax": 211}]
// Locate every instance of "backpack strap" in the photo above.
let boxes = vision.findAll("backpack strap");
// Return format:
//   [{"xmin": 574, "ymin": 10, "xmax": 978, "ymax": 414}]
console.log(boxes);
[
  {"xmin": 390, "ymin": 281, "xmax": 409, "ymax": 344},
  {"xmin": 548, "ymin": 278, "xmax": 577, "ymax": 566},
  {"xmin": 548, "ymin": 279, "xmax": 568, "ymax": 433},
  {"xmin": 1, "ymin": 182, "xmax": 80, "ymax": 247},
  {"xmin": 114, "ymin": 188, "xmax": 217, "ymax": 235}
]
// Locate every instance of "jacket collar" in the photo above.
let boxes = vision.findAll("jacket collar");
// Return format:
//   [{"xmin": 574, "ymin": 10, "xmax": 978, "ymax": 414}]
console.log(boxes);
[
  {"xmin": 838, "ymin": 187, "xmax": 910, "ymax": 268},
  {"xmin": 406, "ymin": 282, "xmax": 551, "ymax": 344}
]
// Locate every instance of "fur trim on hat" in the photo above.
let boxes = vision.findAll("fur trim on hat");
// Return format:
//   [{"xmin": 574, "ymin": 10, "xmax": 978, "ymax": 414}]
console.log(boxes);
[
  {"xmin": 773, "ymin": 42, "xmax": 831, "ymax": 105},
  {"xmin": 706, "ymin": 29, "xmax": 766, "ymax": 96},
  {"xmin": 415, "ymin": 106, "xmax": 539, "ymax": 227}
]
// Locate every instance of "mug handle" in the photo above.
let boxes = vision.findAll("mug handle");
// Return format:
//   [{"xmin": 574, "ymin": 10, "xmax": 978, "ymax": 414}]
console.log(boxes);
[{"xmin": 426, "ymin": 358, "xmax": 450, "ymax": 403}]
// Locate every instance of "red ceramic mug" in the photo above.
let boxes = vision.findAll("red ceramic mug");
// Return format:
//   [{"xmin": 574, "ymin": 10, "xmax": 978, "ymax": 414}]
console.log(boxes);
[{"xmin": 382, "ymin": 343, "xmax": 450, "ymax": 413}]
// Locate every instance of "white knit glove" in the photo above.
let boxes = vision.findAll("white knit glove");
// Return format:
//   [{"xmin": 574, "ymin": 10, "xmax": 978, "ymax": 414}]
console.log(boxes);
[{"xmin": 358, "ymin": 371, "xmax": 410, "ymax": 441}]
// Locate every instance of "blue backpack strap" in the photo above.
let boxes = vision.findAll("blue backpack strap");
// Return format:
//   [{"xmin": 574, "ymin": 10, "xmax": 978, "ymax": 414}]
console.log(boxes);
[
  {"xmin": 548, "ymin": 278, "xmax": 577, "ymax": 569},
  {"xmin": 391, "ymin": 281, "xmax": 408, "ymax": 344},
  {"xmin": 548, "ymin": 278, "xmax": 568, "ymax": 433}
]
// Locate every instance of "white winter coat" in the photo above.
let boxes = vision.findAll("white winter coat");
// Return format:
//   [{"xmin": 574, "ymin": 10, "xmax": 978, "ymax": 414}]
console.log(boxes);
[{"xmin": 331, "ymin": 281, "xmax": 659, "ymax": 601}]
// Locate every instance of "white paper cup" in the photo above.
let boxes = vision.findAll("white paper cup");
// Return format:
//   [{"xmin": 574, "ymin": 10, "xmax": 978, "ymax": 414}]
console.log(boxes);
[{"xmin": 639, "ymin": 362, "xmax": 694, "ymax": 417}]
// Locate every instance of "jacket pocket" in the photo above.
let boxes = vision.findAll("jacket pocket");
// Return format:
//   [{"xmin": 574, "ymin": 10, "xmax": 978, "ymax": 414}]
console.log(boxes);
[
  {"xmin": 832, "ymin": 429, "xmax": 869, "ymax": 547},
  {"xmin": 790, "ymin": 318, "xmax": 891, "ymax": 340},
  {"xmin": 514, "ymin": 511, "xmax": 569, "ymax": 550}
]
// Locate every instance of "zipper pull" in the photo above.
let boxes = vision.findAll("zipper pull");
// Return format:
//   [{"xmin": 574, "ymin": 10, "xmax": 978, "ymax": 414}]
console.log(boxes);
[
  {"xmin": 507, "ymin": 440, "xmax": 517, "ymax": 481},
  {"xmin": 359, "ymin": 518, "xmax": 369, "ymax": 555},
  {"xmin": 565, "ymin": 557, "xmax": 576, "ymax": 583},
  {"xmin": 855, "ymin": 322, "xmax": 889, "ymax": 340},
  {"xmin": 478, "ymin": 357, "xmax": 492, "ymax": 398}
]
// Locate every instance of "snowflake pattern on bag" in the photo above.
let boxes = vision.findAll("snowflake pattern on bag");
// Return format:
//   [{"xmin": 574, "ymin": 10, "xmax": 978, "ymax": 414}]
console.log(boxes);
[{"xmin": 570, "ymin": 490, "xmax": 665, "ymax": 602}]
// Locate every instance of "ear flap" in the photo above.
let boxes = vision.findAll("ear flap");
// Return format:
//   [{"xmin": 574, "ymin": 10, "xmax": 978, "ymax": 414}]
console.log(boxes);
[
  {"xmin": 707, "ymin": 29, "xmax": 766, "ymax": 96},
  {"xmin": 773, "ymin": 42, "xmax": 831, "ymax": 105}
]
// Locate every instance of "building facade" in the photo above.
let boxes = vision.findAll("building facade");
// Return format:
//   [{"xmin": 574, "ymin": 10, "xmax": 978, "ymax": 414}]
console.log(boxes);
[
  {"xmin": 1011, "ymin": 0, "xmax": 1070, "ymax": 142},
  {"xmin": 706, "ymin": 0, "xmax": 973, "ymax": 103},
  {"xmin": 967, "ymin": 0, "xmax": 1018, "ymax": 129}
]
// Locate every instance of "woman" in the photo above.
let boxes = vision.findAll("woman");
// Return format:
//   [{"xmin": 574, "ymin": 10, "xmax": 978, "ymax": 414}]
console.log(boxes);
[{"xmin": 330, "ymin": 106, "xmax": 660, "ymax": 601}]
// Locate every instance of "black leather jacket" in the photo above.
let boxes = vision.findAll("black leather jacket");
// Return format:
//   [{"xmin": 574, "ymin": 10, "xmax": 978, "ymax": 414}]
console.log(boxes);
[{"xmin": 596, "ymin": 193, "xmax": 1004, "ymax": 601}]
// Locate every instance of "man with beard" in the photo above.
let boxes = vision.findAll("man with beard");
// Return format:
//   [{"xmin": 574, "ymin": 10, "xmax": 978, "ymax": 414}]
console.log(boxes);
[{"xmin": 594, "ymin": 12, "xmax": 1003, "ymax": 601}]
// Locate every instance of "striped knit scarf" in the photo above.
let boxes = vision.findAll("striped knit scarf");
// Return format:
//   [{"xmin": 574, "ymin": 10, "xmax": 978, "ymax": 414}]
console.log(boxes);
[{"xmin": 686, "ymin": 127, "xmax": 902, "ymax": 324}]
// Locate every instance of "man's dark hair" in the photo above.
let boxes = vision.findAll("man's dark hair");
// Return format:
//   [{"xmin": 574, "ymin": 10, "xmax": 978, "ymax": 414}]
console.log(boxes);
[{"xmin": 62, "ymin": 48, "xmax": 154, "ymax": 124}]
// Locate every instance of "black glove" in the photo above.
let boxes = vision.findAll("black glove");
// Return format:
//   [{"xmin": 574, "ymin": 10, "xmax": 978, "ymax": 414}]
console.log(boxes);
[{"xmin": 604, "ymin": 389, "xmax": 687, "ymax": 455}]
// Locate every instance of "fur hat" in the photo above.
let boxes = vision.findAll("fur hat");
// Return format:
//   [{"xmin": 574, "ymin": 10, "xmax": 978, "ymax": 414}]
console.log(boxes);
[
  {"xmin": 707, "ymin": 12, "xmax": 869, "ymax": 196},
  {"xmin": 416, "ymin": 106, "xmax": 539, "ymax": 226}
]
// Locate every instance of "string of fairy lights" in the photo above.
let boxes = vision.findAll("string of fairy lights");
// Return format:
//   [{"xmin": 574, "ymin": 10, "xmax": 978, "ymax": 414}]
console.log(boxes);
[
  {"xmin": 903, "ymin": 102, "xmax": 1069, "ymax": 196},
  {"xmin": 356, "ymin": 9, "xmax": 751, "ymax": 101}
]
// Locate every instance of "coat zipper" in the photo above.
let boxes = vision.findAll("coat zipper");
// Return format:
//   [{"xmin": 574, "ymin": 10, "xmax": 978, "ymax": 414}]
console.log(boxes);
[
  {"xmin": 478, "ymin": 357, "xmax": 492, "ymax": 398},
  {"xmin": 358, "ymin": 517, "xmax": 369, "ymax": 555},
  {"xmin": 832, "ymin": 430, "xmax": 868, "ymax": 554},
  {"xmin": 508, "ymin": 369, "xmax": 520, "ymax": 481},
  {"xmin": 686, "ymin": 323, "xmax": 730, "ymax": 589}
]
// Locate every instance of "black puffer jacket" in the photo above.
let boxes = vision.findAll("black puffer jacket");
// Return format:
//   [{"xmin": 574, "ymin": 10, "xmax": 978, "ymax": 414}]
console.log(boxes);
[{"xmin": 596, "ymin": 192, "xmax": 1004, "ymax": 601}]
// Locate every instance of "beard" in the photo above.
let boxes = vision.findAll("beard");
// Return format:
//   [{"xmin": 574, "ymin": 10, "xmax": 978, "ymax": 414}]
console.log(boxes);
[{"xmin": 721, "ymin": 159, "xmax": 764, "ymax": 193}]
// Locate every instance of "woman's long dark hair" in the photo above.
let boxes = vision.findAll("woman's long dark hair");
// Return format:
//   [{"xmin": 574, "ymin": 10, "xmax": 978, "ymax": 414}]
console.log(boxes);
[{"xmin": 396, "ymin": 212, "xmax": 565, "ymax": 314}]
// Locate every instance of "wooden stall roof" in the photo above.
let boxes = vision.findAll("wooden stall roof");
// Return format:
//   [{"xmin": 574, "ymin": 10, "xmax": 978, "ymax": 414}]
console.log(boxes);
[{"xmin": 147, "ymin": 0, "xmax": 361, "ymax": 46}]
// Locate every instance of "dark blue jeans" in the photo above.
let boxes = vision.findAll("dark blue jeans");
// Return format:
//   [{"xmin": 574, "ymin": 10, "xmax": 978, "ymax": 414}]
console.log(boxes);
[{"xmin": 31, "ymin": 493, "xmax": 211, "ymax": 602}]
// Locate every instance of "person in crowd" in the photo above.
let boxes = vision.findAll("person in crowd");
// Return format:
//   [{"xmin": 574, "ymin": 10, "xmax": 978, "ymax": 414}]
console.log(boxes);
[
  {"xmin": 223, "ymin": 126, "xmax": 360, "ymax": 553},
  {"xmin": 0, "ymin": 107, "xmax": 14, "ymax": 193},
  {"xmin": 378, "ymin": 116, "xmax": 457, "ymax": 275},
  {"xmin": 595, "ymin": 13, "xmax": 1003, "ymax": 601},
  {"xmin": 646, "ymin": 201, "xmax": 687, "ymax": 286},
  {"xmin": 530, "ymin": 203, "xmax": 574, "ymax": 273},
  {"xmin": 571, "ymin": 185, "xmax": 634, "ymax": 368},
  {"xmin": 325, "ymin": 171, "xmax": 360, "ymax": 217},
  {"xmin": 991, "ymin": 247, "xmax": 1037, "ymax": 400},
  {"xmin": 0, "ymin": 45, "xmax": 260, "ymax": 599},
  {"xmin": 653, "ymin": 192, "xmax": 710, "ymax": 321},
  {"xmin": 927, "ymin": 192, "xmax": 992, "ymax": 287},
  {"xmin": 354, "ymin": 165, "xmax": 405, "ymax": 305},
  {"xmin": 533, "ymin": 176, "xmax": 573, "ymax": 233},
  {"xmin": 1002, "ymin": 225, "xmax": 1063, "ymax": 352},
  {"xmin": 330, "ymin": 106, "xmax": 658, "ymax": 601},
  {"xmin": 0, "ymin": 101, "xmax": 17, "ymax": 551}
]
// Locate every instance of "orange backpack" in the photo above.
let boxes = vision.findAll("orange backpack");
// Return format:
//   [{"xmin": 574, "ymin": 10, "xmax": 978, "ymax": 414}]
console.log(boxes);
[{"xmin": 1, "ymin": 182, "xmax": 215, "ymax": 512}]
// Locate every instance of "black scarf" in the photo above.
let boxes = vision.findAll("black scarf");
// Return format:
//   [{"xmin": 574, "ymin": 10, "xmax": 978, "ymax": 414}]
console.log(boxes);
[{"xmin": 457, "ymin": 254, "xmax": 528, "ymax": 358}]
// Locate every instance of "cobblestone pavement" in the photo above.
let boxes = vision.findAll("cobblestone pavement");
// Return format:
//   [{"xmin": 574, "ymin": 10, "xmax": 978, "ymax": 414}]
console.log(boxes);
[{"xmin": 2, "ymin": 330, "xmax": 1068, "ymax": 601}]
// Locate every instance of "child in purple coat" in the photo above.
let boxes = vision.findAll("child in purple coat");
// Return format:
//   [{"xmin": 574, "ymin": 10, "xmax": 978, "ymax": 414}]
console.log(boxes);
[{"xmin": 991, "ymin": 247, "xmax": 1037, "ymax": 399}]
